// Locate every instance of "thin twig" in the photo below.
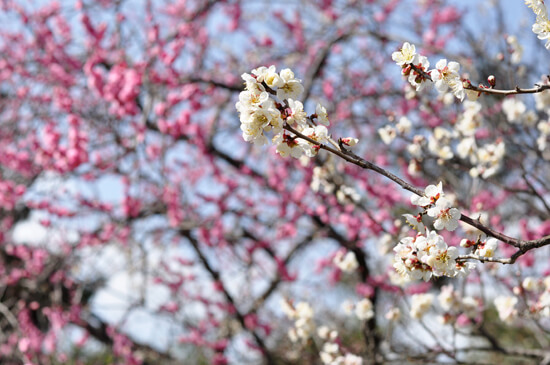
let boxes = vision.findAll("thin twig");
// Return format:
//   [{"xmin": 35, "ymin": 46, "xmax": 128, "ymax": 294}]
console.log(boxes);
[{"xmin": 409, "ymin": 64, "xmax": 550, "ymax": 96}]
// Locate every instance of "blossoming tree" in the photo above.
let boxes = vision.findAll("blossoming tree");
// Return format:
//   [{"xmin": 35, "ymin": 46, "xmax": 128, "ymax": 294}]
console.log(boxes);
[{"xmin": 1, "ymin": 0, "xmax": 550, "ymax": 364}]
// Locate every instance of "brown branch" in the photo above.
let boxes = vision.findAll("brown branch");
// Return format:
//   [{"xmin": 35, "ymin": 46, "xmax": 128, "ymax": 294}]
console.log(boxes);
[
  {"xmin": 302, "ymin": 32, "xmax": 351, "ymax": 102},
  {"xmin": 465, "ymin": 82, "xmax": 550, "ymax": 96},
  {"xmin": 180, "ymin": 77, "xmax": 242, "ymax": 92},
  {"xmin": 409, "ymin": 64, "xmax": 550, "ymax": 96},
  {"xmin": 456, "ymin": 254, "xmax": 513, "ymax": 264},
  {"xmin": 76, "ymin": 314, "xmax": 178, "ymax": 365},
  {"xmin": 242, "ymin": 229, "xmax": 312, "ymax": 314},
  {"xmin": 179, "ymin": 229, "xmax": 277, "ymax": 365}
]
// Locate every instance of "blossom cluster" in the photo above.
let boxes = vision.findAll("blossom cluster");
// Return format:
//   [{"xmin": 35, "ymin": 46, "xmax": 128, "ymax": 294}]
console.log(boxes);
[
  {"xmin": 379, "ymin": 100, "xmax": 508, "ymax": 179},
  {"xmin": 311, "ymin": 158, "xmax": 361, "ymax": 205},
  {"xmin": 393, "ymin": 183, "xmax": 474, "ymax": 282},
  {"xmin": 437, "ymin": 285, "xmax": 479, "ymax": 325},
  {"xmin": 462, "ymin": 237, "xmax": 498, "ymax": 258},
  {"xmin": 342, "ymin": 298, "xmax": 375, "ymax": 321},
  {"xmin": 236, "ymin": 66, "xmax": 342, "ymax": 159},
  {"xmin": 317, "ymin": 327, "xmax": 363, "ymax": 365},
  {"xmin": 282, "ymin": 301, "xmax": 364, "ymax": 364},
  {"xmin": 393, "ymin": 228, "xmax": 466, "ymax": 281},
  {"xmin": 281, "ymin": 300, "xmax": 316, "ymax": 344},
  {"xmin": 409, "ymin": 182, "xmax": 461, "ymax": 232},
  {"xmin": 333, "ymin": 250, "xmax": 359, "ymax": 273},
  {"xmin": 391, "ymin": 42, "xmax": 465, "ymax": 101},
  {"xmin": 494, "ymin": 296, "xmax": 518, "ymax": 323},
  {"xmin": 506, "ymin": 276, "xmax": 550, "ymax": 320},
  {"xmin": 533, "ymin": 81, "xmax": 550, "ymax": 152},
  {"xmin": 527, "ymin": 0, "xmax": 550, "ymax": 49},
  {"xmin": 506, "ymin": 35, "xmax": 524, "ymax": 64}
]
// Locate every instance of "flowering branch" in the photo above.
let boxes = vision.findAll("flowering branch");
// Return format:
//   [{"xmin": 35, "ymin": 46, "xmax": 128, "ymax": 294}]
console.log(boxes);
[
  {"xmin": 286, "ymin": 122, "xmax": 550, "ymax": 269},
  {"xmin": 284, "ymin": 122, "xmax": 550, "ymax": 252},
  {"xmin": 235, "ymin": 62, "xmax": 550, "ymax": 283},
  {"xmin": 283, "ymin": 124, "xmax": 424, "ymax": 197},
  {"xmin": 404, "ymin": 50, "xmax": 550, "ymax": 101}
]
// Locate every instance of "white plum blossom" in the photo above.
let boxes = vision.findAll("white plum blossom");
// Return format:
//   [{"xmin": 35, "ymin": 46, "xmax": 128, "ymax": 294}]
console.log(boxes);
[
  {"xmin": 410, "ymin": 293, "xmax": 434, "ymax": 319},
  {"xmin": 251, "ymin": 65, "xmax": 274, "ymax": 83},
  {"xmin": 333, "ymin": 251, "xmax": 359, "ymax": 273},
  {"xmin": 428, "ymin": 133, "xmax": 454, "ymax": 160},
  {"xmin": 315, "ymin": 104, "xmax": 330, "ymax": 126},
  {"xmin": 494, "ymin": 296, "xmax": 518, "ymax": 323},
  {"xmin": 526, "ymin": 0, "xmax": 550, "ymax": 49},
  {"xmin": 506, "ymin": 35, "xmax": 524, "ymax": 64},
  {"xmin": 392, "ymin": 43, "xmax": 432, "ymax": 91},
  {"xmin": 392, "ymin": 42, "xmax": 417, "ymax": 66},
  {"xmin": 456, "ymin": 137, "xmax": 477, "ymax": 160},
  {"xmin": 393, "ymin": 235, "xmax": 432, "ymax": 282},
  {"xmin": 403, "ymin": 213, "xmax": 425, "ymax": 232},
  {"xmin": 522, "ymin": 277, "xmax": 539, "ymax": 291},
  {"xmin": 277, "ymin": 69, "xmax": 304, "ymax": 100},
  {"xmin": 317, "ymin": 326, "xmax": 330, "ymax": 340},
  {"xmin": 235, "ymin": 88, "xmax": 269, "ymax": 111},
  {"xmin": 431, "ymin": 59, "xmax": 465, "ymax": 101},
  {"xmin": 534, "ymin": 85, "xmax": 550, "ymax": 111},
  {"xmin": 407, "ymin": 55, "xmax": 431, "ymax": 92},
  {"xmin": 396, "ymin": 116, "xmax": 412, "ymax": 134},
  {"xmin": 342, "ymin": 354, "xmax": 363, "ymax": 365},
  {"xmin": 411, "ymin": 182, "xmax": 443, "ymax": 207},
  {"xmin": 385, "ymin": 307, "xmax": 401, "ymax": 321},
  {"xmin": 455, "ymin": 261, "xmax": 476, "ymax": 278},
  {"xmin": 274, "ymin": 134, "xmax": 304, "ymax": 159},
  {"xmin": 341, "ymin": 137, "xmax": 359, "ymax": 146},
  {"xmin": 501, "ymin": 98, "xmax": 526, "ymax": 123},
  {"xmin": 336, "ymin": 185, "xmax": 361, "ymax": 204},
  {"xmin": 538, "ymin": 120, "xmax": 550, "ymax": 150},
  {"xmin": 298, "ymin": 125, "xmax": 329, "ymax": 157},
  {"xmin": 420, "ymin": 231, "xmax": 459, "ymax": 277},
  {"xmin": 438, "ymin": 285, "xmax": 459, "ymax": 311},
  {"xmin": 407, "ymin": 135, "xmax": 425, "ymax": 158},
  {"xmin": 455, "ymin": 101, "xmax": 483, "ymax": 136},
  {"xmin": 265, "ymin": 71, "xmax": 284, "ymax": 88},
  {"xmin": 286, "ymin": 98, "xmax": 307, "ymax": 126},
  {"xmin": 378, "ymin": 125, "xmax": 397, "ymax": 145},
  {"xmin": 465, "ymin": 87, "xmax": 481, "ymax": 101},
  {"xmin": 476, "ymin": 238, "xmax": 498, "ymax": 257},
  {"xmin": 470, "ymin": 140, "xmax": 506, "ymax": 178},
  {"xmin": 283, "ymin": 300, "xmax": 316, "ymax": 343},
  {"xmin": 322, "ymin": 342, "xmax": 339, "ymax": 355},
  {"xmin": 533, "ymin": 16, "xmax": 550, "ymax": 49},
  {"xmin": 526, "ymin": 0, "xmax": 547, "ymax": 17},
  {"xmin": 320, "ymin": 343, "xmax": 363, "ymax": 365},
  {"xmin": 239, "ymin": 105, "xmax": 281, "ymax": 146},
  {"xmin": 355, "ymin": 298, "xmax": 374, "ymax": 320},
  {"xmin": 408, "ymin": 159, "xmax": 421, "ymax": 177},
  {"xmin": 427, "ymin": 197, "xmax": 461, "ymax": 231}
]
